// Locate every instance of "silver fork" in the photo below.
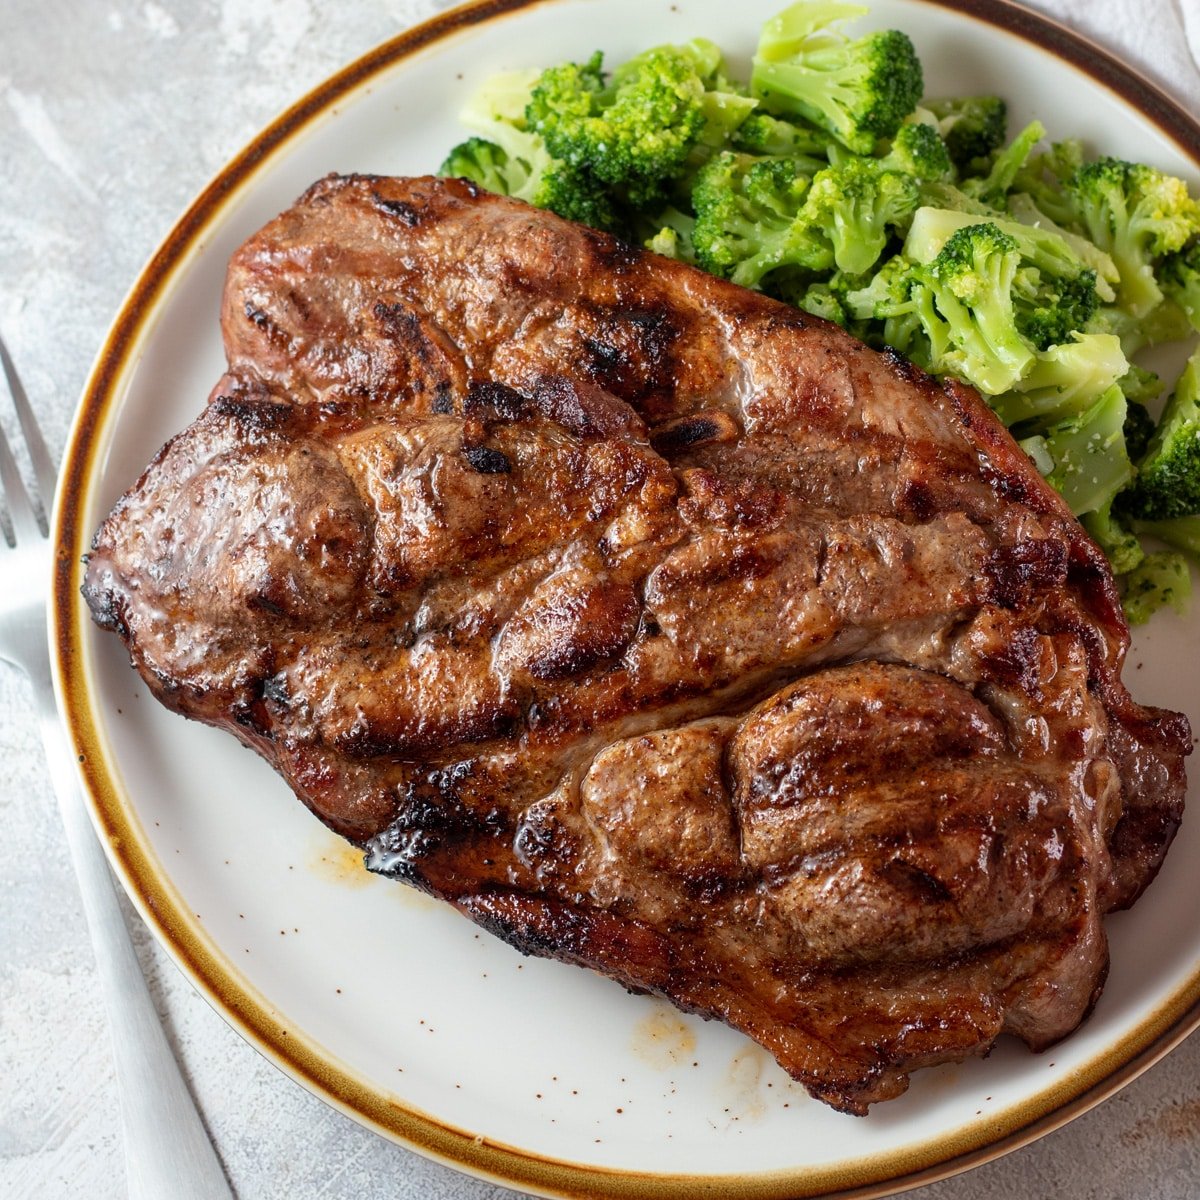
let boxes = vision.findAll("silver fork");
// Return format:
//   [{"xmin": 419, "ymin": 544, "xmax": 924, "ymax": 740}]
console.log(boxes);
[{"xmin": 0, "ymin": 335, "xmax": 235, "ymax": 1200}]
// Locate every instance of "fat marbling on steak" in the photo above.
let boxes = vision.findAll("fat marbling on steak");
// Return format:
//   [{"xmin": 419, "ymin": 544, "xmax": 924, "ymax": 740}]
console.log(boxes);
[{"xmin": 83, "ymin": 175, "xmax": 1191, "ymax": 1114}]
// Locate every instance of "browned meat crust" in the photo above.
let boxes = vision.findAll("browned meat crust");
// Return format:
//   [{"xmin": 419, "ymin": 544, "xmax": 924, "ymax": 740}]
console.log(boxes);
[{"xmin": 83, "ymin": 175, "xmax": 1191, "ymax": 1114}]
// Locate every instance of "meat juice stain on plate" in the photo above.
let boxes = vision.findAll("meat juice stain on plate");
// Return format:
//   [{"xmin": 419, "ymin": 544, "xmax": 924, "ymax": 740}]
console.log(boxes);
[
  {"xmin": 718, "ymin": 1047, "xmax": 811, "ymax": 1121},
  {"xmin": 629, "ymin": 1002, "xmax": 697, "ymax": 1070},
  {"xmin": 308, "ymin": 835, "xmax": 376, "ymax": 888},
  {"xmin": 308, "ymin": 836, "xmax": 437, "ymax": 909},
  {"xmin": 721, "ymin": 1048, "xmax": 771, "ymax": 1121}
]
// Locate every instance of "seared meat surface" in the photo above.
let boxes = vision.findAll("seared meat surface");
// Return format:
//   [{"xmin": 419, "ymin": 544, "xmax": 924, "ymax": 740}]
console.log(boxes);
[{"xmin": 84, "ymin": 175, "xmax": 1191, "ymax": 1113}]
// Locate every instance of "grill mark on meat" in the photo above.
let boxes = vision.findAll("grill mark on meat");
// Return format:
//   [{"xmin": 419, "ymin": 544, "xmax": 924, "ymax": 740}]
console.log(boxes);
[
  {"xmin": 984, "ymin": 538, "xmax": 1070, "ymax": 609},
  {"xmin": 461, "ymin": 445, "xmax": 512, "ymax": 474},
  {"xmin": 464, "ymin": 380, "xmax": 528, "ymax": 420},
  {"xmin": 370, "ymin": 189, "xmax": 422, "ymax": 225},
  {"xmin": 371, "ymin": 301, "xmax": 433, "ymax": 362},
  {"xmin": 243, "ymin": 301, "xmax": 287, "ymax": 347},
  {"xmin": 431, "ymin": 380, "xmax": 453, "ymax": 413},
  {"xmin": 82, "ymin": 175, "xmax": 1190, "ymax": 1116},
  {"xmin": 650, "ymin": 411, "xmax": 740, "ymax": 456},
  {"xmin": 578, "ymin": 305, "xmax": 680, "ymax": 405}
]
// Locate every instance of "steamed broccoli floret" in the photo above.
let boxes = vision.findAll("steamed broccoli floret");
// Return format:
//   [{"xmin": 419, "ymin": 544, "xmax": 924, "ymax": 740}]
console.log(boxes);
[
  {"xmin": 524, "ymin": 46, "xmax": 711, "ymax": 206},
  {"xmin": 917, "ymin": 222, "xmax": 1035, "ymax": 394},
  {"xmin": 691, "ymin": 151, "xmax": 827, "ymax": 287},
  {"xmin": 1011, "ymin": 138, "xmax": 1085, "ymax": 228},
  {"xmin": 439, "ymin": 137, "xmax": 620, "ymax": 232},
  {"xmin": 961, "ymin": 120, "xmax": 1045, "ymax": 208},
  {"xmin": 924, "ymin": 95, "xmax": 1007, "ymax": 170},
  {"xmin": 687, "ymin": 38, "xmax": 762, "ymax": 143},
  {"xmin": 733, "ymin": 110, "xmax": 832, "ymax": 161},
  {"xmin": 643, "ymin": 206, "xmax": 697, "ymax": 263},
  {"xmin": 906, "ymin": 207, "xmax": 1099, "ymax": 361},
  {"xmin": 446, "ymin": 70, "xmax": 623, "ymax": 230},
  {"xmin": 799, "ymin": 158, "xmax": 920, "ymax": 274},
  {"xmin": 877, "ymin": 121, "xmax": 952, "ymax": 181},
  {"xmin": 749, "ymin": 2, "xmax": 923, "ymax": 155},
  {"xmin": 842, "ymin": 253, "xmax": 948, "ymax": 368},
  {"xmin": 1124, "ymin": 348, "xmax": 1200, "ymax": 519},
  {"xmin": 1007, "ymin": 192, "xmax": 1119, "ymax": 303},
  {"xmin": 1083, "ymin": 499, "xmax": 1145, "ymax": 576},
  {"xmin": 794, "ymin": 280, "xmax": 849, "ymax": 325},
  {"xmin": 844, "ymin": 253, "xmax": 915, "ymax": 320},
  {"xmin": 1067, "ymin": 157, "xmax": 1200, "ymax": 318},
  {"xmin": 992, "ymin": 332, "xmax": 1128, "ymax": 426},
  {"xmin": 1122, "ymin": 551, "xmax": 1192, "ymax": 624},
  {"xmin": 905, "ymin": 204, "xmax": 1093, "ymax": 283},
  {"xmin": 1011, "ymin": 263, "xmax": 1099, "ymax": 350},
  {"xmin": 440, "ymin": 137, "xmax": 514, "ymax": 195},
  {"xmin": 1041, "ymin": 383, "xmax": 1134, "ymax": 516},
  {"xmin": 1161, "ymin": 240, "xmax": 1200, "ymax": 331}
]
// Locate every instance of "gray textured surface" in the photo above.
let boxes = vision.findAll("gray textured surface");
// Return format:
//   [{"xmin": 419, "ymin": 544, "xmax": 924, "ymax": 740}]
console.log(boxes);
[{"xmin": 2, "ymin": 1, "xmax": 1199, "ymax": 1197}]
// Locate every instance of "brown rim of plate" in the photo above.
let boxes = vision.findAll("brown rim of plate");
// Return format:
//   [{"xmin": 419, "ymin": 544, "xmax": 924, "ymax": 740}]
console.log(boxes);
[{"xmin": 50, "ymin": 0, "xmax": 1200, "ymax": 1197}]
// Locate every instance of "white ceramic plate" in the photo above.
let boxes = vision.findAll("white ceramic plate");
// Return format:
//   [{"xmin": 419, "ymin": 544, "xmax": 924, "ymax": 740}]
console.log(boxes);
[{"xmin": 52, "ymin": 2, "xmax": 1200, "ymax": 1196}]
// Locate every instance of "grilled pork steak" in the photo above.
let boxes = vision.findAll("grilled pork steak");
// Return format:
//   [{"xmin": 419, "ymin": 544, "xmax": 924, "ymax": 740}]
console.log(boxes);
[{"xmin": 84, "ymin": 175, "xmax": 1191, "ymax": 1113}]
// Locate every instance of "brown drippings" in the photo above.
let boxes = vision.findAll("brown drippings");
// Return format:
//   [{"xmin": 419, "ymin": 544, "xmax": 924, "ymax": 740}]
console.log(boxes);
[{"xmin": 630, "ymin": 1003, "xmax": 696, "ymax": 1070}]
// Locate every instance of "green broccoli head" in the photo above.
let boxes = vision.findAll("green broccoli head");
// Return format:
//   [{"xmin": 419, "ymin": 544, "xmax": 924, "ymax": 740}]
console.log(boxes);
[
  {"xmin": 799, "ymin": 159, "xmax": 919, "ymax": 274},
  {"xmin": 1007, "ymin": 192, "xmax": 1119, "ymax": 301},
  {"xmin": 1011, "ymin": 264, "xmax": 1099, "ymax": 350},
  {"xmin": 791, "ymin": 280, "xmax": 849, "ymax": 326},
  {"xmin": 692, "ymin": 151, "xmax": 827, "ymax": 288},
  {"xmin": 685, "ymin": 38, "xmax": 762, "ymax": 148},
  {"xmin": 844, "ymin": 254, "xmax": 917, "ymax": 320},
  {"xmin": 440, "ymin": 137, "xmax": 518, "ymax": 195},
  {"xmin": 906, "ymin": 204, "xmax": 1101, "ymax": 352},
  {"xmin": 1124, "ymin": 348, "xmax": 1200, "ymax": 519},
  {"xmin": 1067, "ymin": 157, "xmax": 1200, "ymax": 318},
  {"xmin": 1121, "ymin": 551, "xmax": 1192, "ymax": 624},
  {"xmin": 917, "ymin": 222, "xmax": 1035, "ymax": 394},
  {"xmin": 733, "ymin": 110, "xmax": 832, "ymax": 160},
  {"xmin": 525, "ymin": 47, "xmax": 709, "ymax": 205},
  {"xmin": 438, "ymin": 134, "xmax": 621, "ymax": 232},
  {"xmin": 1160, "ymin": 239, "xmax": 1200, "ymax": 331},
  {"xmin": 750, "ymin": 2, "xmax": 923, "ymax": 155},
  {"xmin": 842, "ymin": 255, "xmax": 946, "ymax": 368},
  {"xmin": 535, "ymin": 162, "xmax": 624, "ymax": 231},
  {"xmin": 879, "ymin": 121, "xmax": 952, "ymax": 182},
  {"xmin": 643, "ymin": 206, "xmax": 698, "ymax": 264},
  {"xmin": 924, "ymin": 95, "xmax": 1007, "ymax": 170}
]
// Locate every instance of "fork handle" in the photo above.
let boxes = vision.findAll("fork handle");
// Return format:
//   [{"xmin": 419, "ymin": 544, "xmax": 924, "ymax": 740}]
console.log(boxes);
[{"xmin": 35, "ymin": 680, "xmax": 235, "ymax": 1200}]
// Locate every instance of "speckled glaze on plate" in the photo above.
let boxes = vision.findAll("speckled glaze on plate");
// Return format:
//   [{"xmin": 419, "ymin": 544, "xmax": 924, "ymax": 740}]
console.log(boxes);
[{"xmin": 50, "ymin": 2, "xmax": 1200, "ymax": 1196}]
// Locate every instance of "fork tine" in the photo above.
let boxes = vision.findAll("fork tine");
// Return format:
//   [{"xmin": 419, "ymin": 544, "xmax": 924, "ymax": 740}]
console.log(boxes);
[
  {"xmin": 0, "ymin": 417, "xmax": 42, "ymax": 546},
  {"xmin": 0, "ymin": 333, "xmax": 54, "ymax": 533}
]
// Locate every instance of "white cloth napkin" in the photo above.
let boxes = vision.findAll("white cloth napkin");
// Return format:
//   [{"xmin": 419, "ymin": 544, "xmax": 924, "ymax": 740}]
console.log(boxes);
[{"xmin": 1028, "ymin": 0, "xmax": 1200, "ymax": 117}]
